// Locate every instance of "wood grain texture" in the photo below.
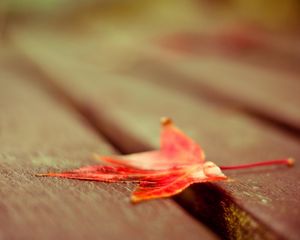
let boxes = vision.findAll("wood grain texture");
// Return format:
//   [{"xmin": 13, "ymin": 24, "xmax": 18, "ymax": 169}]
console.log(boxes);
[
  {"xmin": 0, "ymin": 53, "xmax": 217, "ymax": 240},
  {"xmin": 12, "ymin": 30, "xmax": 300, "ymax": 240}
]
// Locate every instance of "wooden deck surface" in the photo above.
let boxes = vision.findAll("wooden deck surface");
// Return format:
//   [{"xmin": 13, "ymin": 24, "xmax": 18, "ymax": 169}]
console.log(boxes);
[
  {"xmin": 1, "ymin": 5, "xmax": 300, "ymax": 240},
  {"xmin": 0, "ymin": 51, "xmax": 217, "ymax": 240}
]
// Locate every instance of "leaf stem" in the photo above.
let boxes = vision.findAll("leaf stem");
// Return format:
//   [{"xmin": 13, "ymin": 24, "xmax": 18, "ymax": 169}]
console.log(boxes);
[{"xmin": 220, "ymin": 158, "xmax": 294, "ymax": 170}]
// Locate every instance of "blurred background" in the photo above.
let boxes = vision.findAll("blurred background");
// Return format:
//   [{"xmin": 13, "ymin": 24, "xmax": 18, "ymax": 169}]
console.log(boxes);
[
  {"xmin": 1, "ymin": 0, "xmax": 300, "ymax": 92},
  {"xmin": 1, "ymin": 1, "xmax": 299, "ymax": 67},
  {"xmin": 1, "ymin": 0, "xmax": 300, "ymax": 85},
  {"xmin": 1, "ymin": 0, "xmax": 300, "ymax": 27},
  {"xmin": 1, "ymin": 0, "xmax": 300, "ymax": 54},
  {"xmin": 1, "ymin": 0, "xmax": 300, "ymax": 62},
  {"xmin": 1, "ymin": 0, "xmax": 300, "ymax": 40},
  {"xmin": 1, "ymin": 0, "xmax": 299, "ymax": 109}
]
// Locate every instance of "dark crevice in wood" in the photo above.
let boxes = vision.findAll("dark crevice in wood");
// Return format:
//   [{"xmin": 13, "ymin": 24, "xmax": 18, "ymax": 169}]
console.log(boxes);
[
  {"xmin": 175, "ymin": 184, "xmax": 282, "ymax": 240},
  {"xmin": 124, "ymin": 60, "xmax": 300, "ymax": 142},
  {"xmin": 9, "ymin": 55, "xmax": 284, "ymax": 240}
]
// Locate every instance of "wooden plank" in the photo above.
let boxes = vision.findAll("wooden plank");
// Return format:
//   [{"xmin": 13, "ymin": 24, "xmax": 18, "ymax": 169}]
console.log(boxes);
[
  {"xmin": 0, "ymin": 52, "xmax": 217, "ymax": 240},
  {"xmin": 127, "ymin": 36, "xmax": 300, "ymax": 136},
  {"xmin": 12, "ymin": 30, "xmax": 300, "ymax": 240}
]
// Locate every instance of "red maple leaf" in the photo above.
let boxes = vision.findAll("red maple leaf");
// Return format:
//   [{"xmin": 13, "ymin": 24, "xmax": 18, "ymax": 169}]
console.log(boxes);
[{"xmin": 38, "ymin": 118, "xmax": 294, "ymax": 203}]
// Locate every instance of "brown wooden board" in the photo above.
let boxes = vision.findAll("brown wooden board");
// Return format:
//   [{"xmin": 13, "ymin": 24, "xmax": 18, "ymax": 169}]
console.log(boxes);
[
  {"xmin": 0, "ymin": 52, "xmax": 217, "ymax": 240},
  {"xmin": 127, "ymin": 47, "xmax": 300, "ymax": 137},
  {"xmin": 12, "ymin": 30, "xmax": 300, "ymax": 240}
]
